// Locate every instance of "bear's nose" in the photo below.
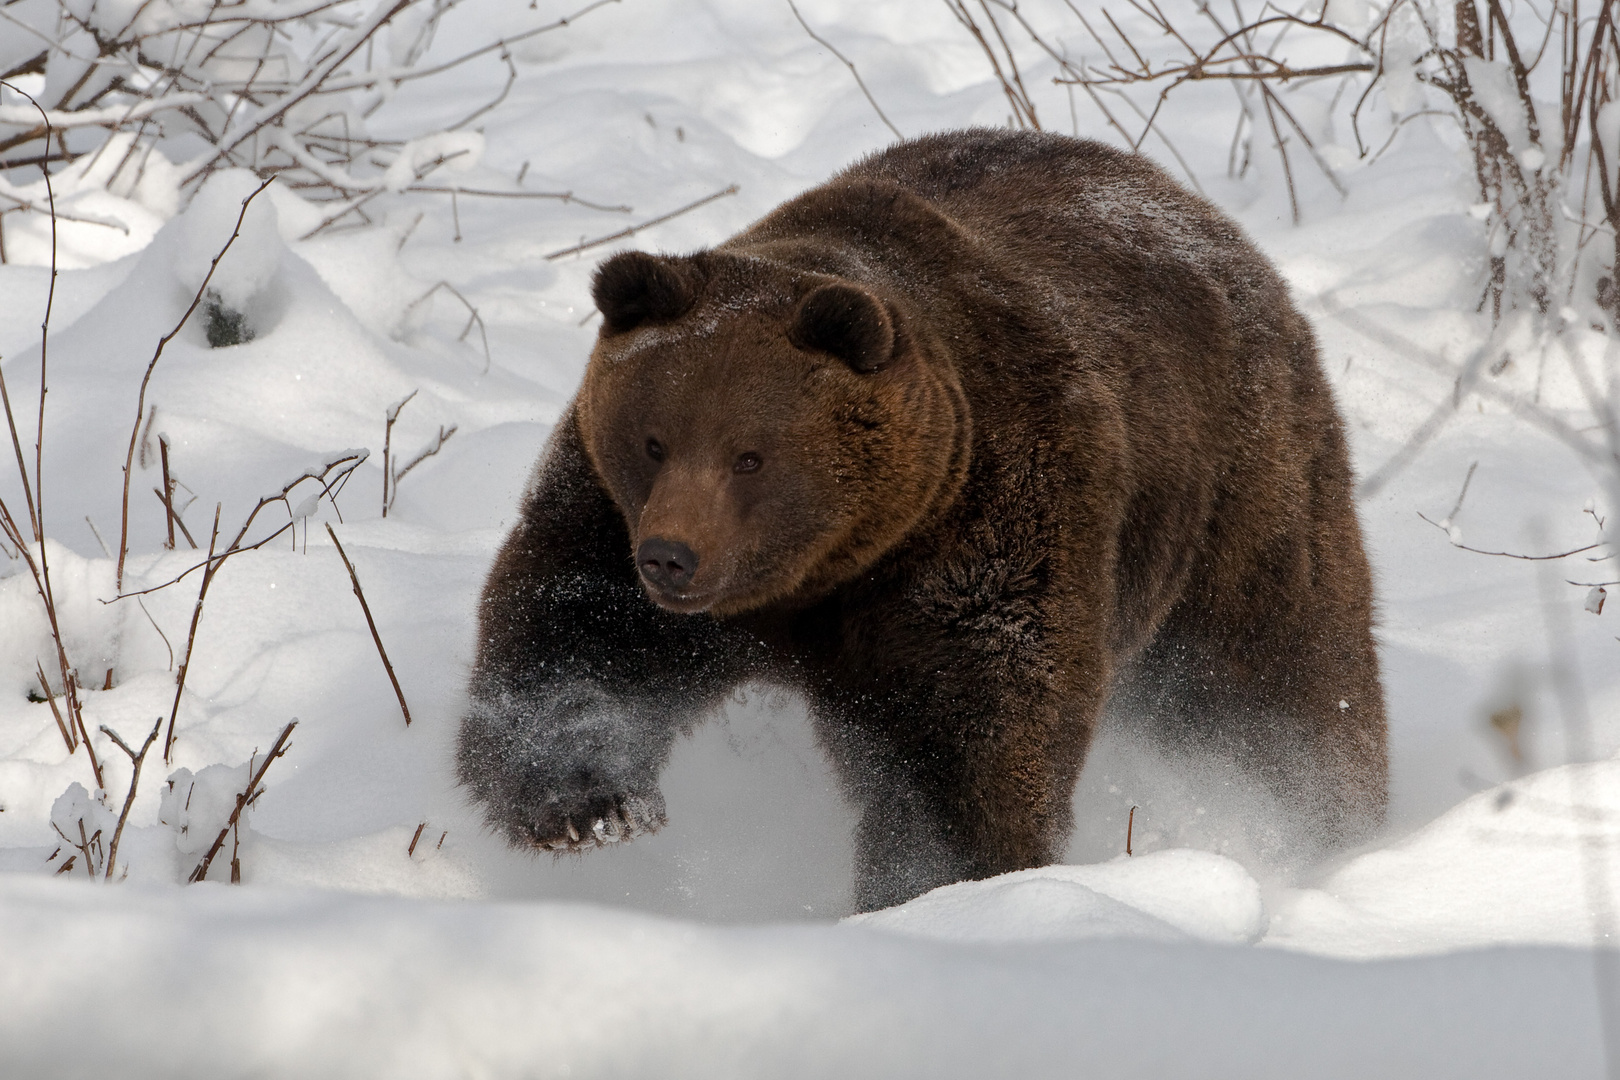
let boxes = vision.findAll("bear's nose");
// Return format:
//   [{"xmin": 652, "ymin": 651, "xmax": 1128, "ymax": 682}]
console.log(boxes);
[{"xmin": 637, "ymin": 538, "xmax": 698, "ymax": 590}]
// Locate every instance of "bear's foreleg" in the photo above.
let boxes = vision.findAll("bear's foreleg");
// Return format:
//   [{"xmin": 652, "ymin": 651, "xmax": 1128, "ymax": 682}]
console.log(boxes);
[
  {"xmin": 459, "ymin": 413, "xmax": 760, "ymax": 851},
  {"xmin": 815, "ymin": 646, "xmax": 1103, "ymax": 912}
]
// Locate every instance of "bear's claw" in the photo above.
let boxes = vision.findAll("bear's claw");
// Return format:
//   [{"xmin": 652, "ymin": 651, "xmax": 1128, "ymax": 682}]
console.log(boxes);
[{"xmin": 536, "ymin": 795, "xmax": 666, "ymax": 853}]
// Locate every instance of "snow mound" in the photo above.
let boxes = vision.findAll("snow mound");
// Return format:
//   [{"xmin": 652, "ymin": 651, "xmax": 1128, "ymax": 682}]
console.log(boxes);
[
  {"xmin": 850, "ymin": 848, "xmax": 1265, "ymax": 944},
  {"xmin": 0, "ymin": 542, "xmax": 119, "ymax": 705},
  {"xmin": 1272, "ymin": 756, "xmax": 1620, "ymax": 957},
  {"xmin": 0, "ymin": 131, "xmax": 181, "ymax": 268}
]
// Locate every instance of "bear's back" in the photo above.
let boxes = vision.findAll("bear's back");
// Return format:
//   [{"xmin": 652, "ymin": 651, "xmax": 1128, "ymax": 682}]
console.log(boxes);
[
  {"xmin": 845, "ymin": 130, "xmax": 1297, "ymax": 339},
  {"xmin": 841, "ymin": 130, "xmax": 1254, "ymax": 279}
]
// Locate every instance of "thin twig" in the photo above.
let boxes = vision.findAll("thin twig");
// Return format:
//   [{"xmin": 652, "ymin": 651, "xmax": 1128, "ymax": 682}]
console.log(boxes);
[
  {"xmin": 1445, "ymin": 461, "xmax": 1480, "ymax": 523},
  {"xmin": 28, "ymin": 128, "xmax": 55, "ymax": 539},
  {"xmin": 101, "ymin": 716, "xmax": 162, "ymax": 881},
  {"xmin": 390, "ymin": 425, "xmax": 457, "ymax": 510},
  {"xmin": 293, "ymin": 148, "xmax": 465, "ymax": 241},
  {"xmin": 787, "ymin": 0, "xmax": 902, "ymax": 139},
  {"xmin": 179, "ymin": 2, "xmax": 414, "ymax": 185},
  {"xmin": 138, "ymin": 596, "xmax": 174, "ymax": 671},
  {"xmin": 370, "ymin": 0, "xmax": 621, "ymax": 89},
  {"xmin": 396, "ymin": 210, "xmax": 423, "ymax": 253},
  {"xmin": 944, "ymin": 0, "xmax": 1041, "ymax": 129},
  {"xmin": 166, "ymin": 505, "xmax": 219, "ymax": 762},
  {"xmin": 325, "ymin": 523, "xmax": 412, "ymax": 727},
  {"xmin": 545, "ymin": 184, "xmax": 740, "ymax": 261},
  {"xmin": 36, "ymin": 660, "xmax": 73, "ymax": 752},
  {"xmin": 153, "ymin": 488, "xmax": 198, "ymax": 548},
  {"xmin": 0, "ymin": 497, "xmax": 88, "ymax": 779},
  {"xmin": 149, "ymin": 451, "xmax": 366, "ymax": 760},
  {"xmin": 402, "ymin": 283, "xmax": 490, "ymax": 371},
  {"xmin": 118, "ymin": 177, "xmax": 274, "ymax": 590},
  {"xmin": 117, "ymin": 456, "xmax": 368, "ymax": 602},
  {"xmin": 0, "ymin": 81, "xmax": 95, "ymax": 782},
  {"xmin": 68, "ymin": 669, "xmax": 103, "ymax": 791},
  {"xmin": 1418, "ymin": 512, "xmax": 1605, "ymax": 560},
  {"xmin": 159, "ymin": 434, "xmax": 176, "ymax": 550},
  {"xmin": 188, "ymin": 720, "xmax": 297, "ymax": 883},
  {"xmin": 382, "ymin": 391, "xmax": 416, "ymax": 518},
  {"xmin": 405, "ymin": 186, "xmax": 630, "ymax": 212},
  {"xmin": 84, "ymin": 515, "xmax": 110, "ymax": 557},
  {"xmin": 53, "ymin": 818, "xmax": 101, "ymax": 880},
  {"xmin": 0, "ymin": 81, "xmax": 52, "ymax": 543}
]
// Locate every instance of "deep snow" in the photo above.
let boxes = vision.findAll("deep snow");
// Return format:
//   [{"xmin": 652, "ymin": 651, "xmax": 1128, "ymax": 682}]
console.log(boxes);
[{"xmin": 1, "ymin": 0, "xmax": 1618, "ymax": 1075}]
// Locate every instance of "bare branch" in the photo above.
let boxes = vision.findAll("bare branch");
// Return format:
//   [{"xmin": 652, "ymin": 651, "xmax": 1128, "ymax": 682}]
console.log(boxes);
[
  {"xmin": 546, "ymin": 184, "xmax": 740, "ymax": 261},
  {"xmin": 381, "ymin": 391, "xmax": 416, "ymax": 518},
  {"xmin": 145, "ymin": 451, "xmax": 366, "ymax": 761},
  {"xmin": 390, "ymin": 425, "xmax": 457, "ymax": 506},
  {"xmin": 101, "ymin": 716, "xmax": 162, "ymax": 881},
  {"xmin": 116, "ymin": 451, "xmax": 369, "ymax": 602},
  {"xmin": 153, "ymin": 488, "xmax": 199, "ymax": 549},
  {"xmin": 117, "ymin": 176, "xmax": 275, "ymax": 591},
  {"xmin": 188, "ymin": 720, "xmax": 297, "ymax": 883},
  {"xmin": 326, "ymin": 524, "xmax": 412, "ymax": 727},
  {"xmin": 36, "ymin": 660, "xmax": 74, "ymax": 753},
  {"xmin": 402, "ymin": 283, "xmax": 490, "ymax": 371},
  {"xmin": 787, "ymin": 0, "xmax": 903, "ymax": 140},
  {"xmin": 179, "ymin": 2, "xmax": 414, "ymax": 186},
  {"xmin": 0, "ymin": 81, "xmax": 51, "ymax": 543},
  {"xmin": 159, "ymin": 435, "xmax": 177, "ymax": 550},
  {"xmin": 1418, "ymin": 512, "xmax": 1606, "ymax": 560}
]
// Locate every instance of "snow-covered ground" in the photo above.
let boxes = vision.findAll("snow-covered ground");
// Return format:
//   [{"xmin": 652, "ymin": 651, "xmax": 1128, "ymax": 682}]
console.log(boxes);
[{"xmin": 1, "ymin": 0, "xmax": 1618, "ymax": 1075}]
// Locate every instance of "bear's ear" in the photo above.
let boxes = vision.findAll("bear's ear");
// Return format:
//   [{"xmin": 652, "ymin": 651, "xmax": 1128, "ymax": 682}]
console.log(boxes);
[
  {"xmin": 788, "ymin": 283, "xmax": 896, "ymax": 374},
  {"xmin": 592, "ymin": 252, "xmax": 701, "ymax": 335}
]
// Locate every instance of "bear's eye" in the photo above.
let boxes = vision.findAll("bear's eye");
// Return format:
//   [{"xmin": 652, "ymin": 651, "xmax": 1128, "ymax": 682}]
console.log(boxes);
[
  {"xmin": 645, "ymin": 438, "xmax": 666, "ymax": 462},
  {"xmin": 734, "ymin": 452, "xmax": 762, "ymax": 474}
]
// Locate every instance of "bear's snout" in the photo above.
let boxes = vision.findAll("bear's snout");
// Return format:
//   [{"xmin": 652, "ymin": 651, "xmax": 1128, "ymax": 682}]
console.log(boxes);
[{"xmin": 637, "ymin": 537, "xmax": 699, "ymax": 591}]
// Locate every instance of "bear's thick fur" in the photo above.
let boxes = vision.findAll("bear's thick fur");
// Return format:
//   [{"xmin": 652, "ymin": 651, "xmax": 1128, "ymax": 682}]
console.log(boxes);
[{"xmin": 458, "ymin": 129, "xmax": 1387, "ymax": 911}]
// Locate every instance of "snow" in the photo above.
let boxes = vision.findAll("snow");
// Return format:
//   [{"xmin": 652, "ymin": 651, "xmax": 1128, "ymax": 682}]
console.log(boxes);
[
  {"xmin": 1271, "ymin": 760, "xmax": 1620, "ymax": 958},
  {"xmin": 1, "ymin": 872, "xmax": 1610, "ymax": 1080},
  {"xmin": 850, "ymin": 849, "xmax": 1267, "ymax": 945},
  {"xmin": 0, "ymin": 129, "xmax": 179, "ymax": 268},
  {"xmin": 385, "ymin": 132, "xmax": 487, "ymax": 193},
  {"xmin": 1, "ymin": 0, "xmax": 1618, "ymax": 1074},
  {"xmin": 174, "ymin": 170, "xmax": 285, "ymax": 313}
]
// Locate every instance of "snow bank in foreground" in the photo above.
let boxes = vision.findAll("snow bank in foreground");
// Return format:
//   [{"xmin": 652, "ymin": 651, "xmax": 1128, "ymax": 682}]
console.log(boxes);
[{"xmin": 0, "ymin": 873, "xmax": 1606, "ymax": 1080}]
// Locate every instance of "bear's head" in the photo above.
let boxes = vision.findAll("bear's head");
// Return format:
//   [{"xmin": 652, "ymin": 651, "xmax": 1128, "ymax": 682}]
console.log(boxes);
[{"xmin": 576, "ymin": 250, "xmax": 970, "ymax": 617}]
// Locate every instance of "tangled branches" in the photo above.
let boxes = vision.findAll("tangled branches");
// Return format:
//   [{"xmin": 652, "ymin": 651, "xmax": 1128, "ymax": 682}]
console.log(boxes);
[
  {"xmin": 0, "ymin": 0, "xmax": 622, "ymax": 237},
  {"xmin": 949, "ymin": 0, "xmax": 1619, "ymax": 322}
]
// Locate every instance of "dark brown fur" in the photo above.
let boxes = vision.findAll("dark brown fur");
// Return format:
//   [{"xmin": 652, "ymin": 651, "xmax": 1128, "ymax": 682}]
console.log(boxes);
[{"xmin": 458, "ymin": 129, "xmax": 1388, "ymax": 911}]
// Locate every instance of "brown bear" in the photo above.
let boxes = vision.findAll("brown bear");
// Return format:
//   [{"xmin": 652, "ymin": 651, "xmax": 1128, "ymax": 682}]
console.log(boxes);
[{"xmin": 457, "ymin": 128, "xmax": 1388, "ymax": 912}]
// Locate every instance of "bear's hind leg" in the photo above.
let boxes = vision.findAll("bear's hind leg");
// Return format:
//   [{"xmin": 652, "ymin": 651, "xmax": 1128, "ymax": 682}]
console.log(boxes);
[{"xmin": 1125, "ymin": 538, "xmax": 1389, "ymax": 852}]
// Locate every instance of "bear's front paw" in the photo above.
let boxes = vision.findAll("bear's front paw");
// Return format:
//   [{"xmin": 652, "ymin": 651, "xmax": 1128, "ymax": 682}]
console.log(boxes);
[
  {"xmin": 457, "ymin": 680, "xmax": 679, "ymax": 854},
  {"xmin": 524, "ymin": 791, "xmax": 668, "ymax": 853}
]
